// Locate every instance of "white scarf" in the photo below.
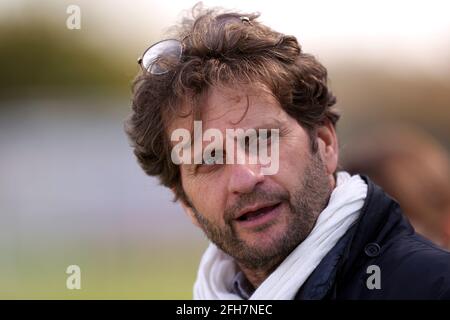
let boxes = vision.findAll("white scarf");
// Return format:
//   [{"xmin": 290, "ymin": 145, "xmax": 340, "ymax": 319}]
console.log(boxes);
[{"xmin": 193, "ymin": 171, "xmax": 368, "ymax": 300}]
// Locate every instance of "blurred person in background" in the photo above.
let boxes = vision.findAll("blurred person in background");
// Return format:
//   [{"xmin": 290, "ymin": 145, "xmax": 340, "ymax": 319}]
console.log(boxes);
[
  {"xmin": 125, "ymin": 4, "xmax": 450, "ymax": 299},
  {"xmin": 343, "ymin": 125, "xmax": 450, "ymax": 250}
]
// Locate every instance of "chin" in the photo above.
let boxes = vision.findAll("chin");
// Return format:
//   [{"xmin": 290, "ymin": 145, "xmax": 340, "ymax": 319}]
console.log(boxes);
[{"xmin": 239, "ymin": 218, "xmax": 289, "ymax": 251}]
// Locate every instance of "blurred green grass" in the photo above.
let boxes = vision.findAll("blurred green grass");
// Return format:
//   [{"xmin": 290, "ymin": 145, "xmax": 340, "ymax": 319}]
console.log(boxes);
[{"xmin": 1, "ymin": 242, "xmax": 207, "ymax": 299}]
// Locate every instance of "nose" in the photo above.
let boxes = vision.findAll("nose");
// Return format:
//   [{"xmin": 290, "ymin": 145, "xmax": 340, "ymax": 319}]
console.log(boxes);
[{"xmin": 227, "ymin": 163, "xmax": 265, "ymax": 195}]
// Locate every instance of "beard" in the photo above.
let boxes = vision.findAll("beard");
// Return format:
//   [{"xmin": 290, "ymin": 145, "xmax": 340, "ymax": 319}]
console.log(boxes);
[{"xmin": 189, "ymin": 150, "xmax": 333, "ymax": 270}]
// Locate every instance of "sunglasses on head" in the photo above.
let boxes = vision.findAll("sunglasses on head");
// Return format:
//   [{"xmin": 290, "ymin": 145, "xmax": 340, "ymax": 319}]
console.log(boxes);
[{"xmin": 137, "ymin": 16, "xmax": 252, "ymax": 75}]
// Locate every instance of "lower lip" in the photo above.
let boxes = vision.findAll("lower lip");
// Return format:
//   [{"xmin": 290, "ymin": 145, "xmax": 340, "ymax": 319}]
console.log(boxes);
[{"xmin": 235, "ymin": 203, "xmax": 283, "ymax": 229}]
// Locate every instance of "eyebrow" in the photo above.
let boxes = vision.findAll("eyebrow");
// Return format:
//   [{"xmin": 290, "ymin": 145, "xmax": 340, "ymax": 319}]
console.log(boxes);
[
  {"xmin": 179, "ymin": 118, "xmax": 284, "ymax": 145},
  {"xmin": 253, "ymin": 119, "xmax": 283, "ymax": 130}
]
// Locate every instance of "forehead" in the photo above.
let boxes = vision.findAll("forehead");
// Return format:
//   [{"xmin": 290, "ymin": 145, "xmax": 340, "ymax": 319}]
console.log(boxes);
[{"xmin": 168, "ymin": 84, "xmax": 287, "ymax": 133}]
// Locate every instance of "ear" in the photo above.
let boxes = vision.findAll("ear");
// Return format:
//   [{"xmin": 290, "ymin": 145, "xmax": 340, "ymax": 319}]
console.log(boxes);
[
  {"xmin": 316, "ymin": 119, "xmax": 339, "ymax": 176},
  {"xmin": 172, "ymin": 188, "xmax": 201, "ymax": 229}
]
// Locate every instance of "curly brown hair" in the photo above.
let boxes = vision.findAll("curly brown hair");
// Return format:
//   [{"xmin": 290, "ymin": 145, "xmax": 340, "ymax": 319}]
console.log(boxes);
[{"xmin": 124, "ymin": 4, "xmax": 339, "ymax": 204}]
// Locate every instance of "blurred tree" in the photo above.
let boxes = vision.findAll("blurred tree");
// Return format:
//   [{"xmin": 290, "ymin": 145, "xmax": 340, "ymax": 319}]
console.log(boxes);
[{"xmin": 0, "ymin": 19, "xmax": 132, "ymax": 100}]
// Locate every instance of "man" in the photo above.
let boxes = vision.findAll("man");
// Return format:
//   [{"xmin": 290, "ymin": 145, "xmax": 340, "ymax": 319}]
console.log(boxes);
[{"xmin": 125, "ymin": 6, "xmax": 450, "ymax": 299}]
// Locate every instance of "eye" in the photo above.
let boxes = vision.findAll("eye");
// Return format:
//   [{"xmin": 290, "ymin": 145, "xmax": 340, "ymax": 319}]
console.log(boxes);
[
  {"xmin": 258, "ymin": 130, "xmax": 272, "ymax": 142},
  {"xmin": 200, "ymin": 149, "xmax": 224, "ymax": 167},
  {"xmin": 203, "ymin": 155, "xmax": 217, "ymax": 165},
  {"xmin": 255, "ymin": 130, "xmax": 273, "ymax": 147}
]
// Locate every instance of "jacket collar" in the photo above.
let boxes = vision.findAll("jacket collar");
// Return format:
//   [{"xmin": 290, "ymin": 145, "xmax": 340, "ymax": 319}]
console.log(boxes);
[{"xmin": 295, "ymin": 176, "xmax": 414, "ymax": 299}]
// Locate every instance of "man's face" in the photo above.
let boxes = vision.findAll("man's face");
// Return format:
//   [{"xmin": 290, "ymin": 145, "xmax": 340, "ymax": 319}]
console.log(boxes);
[{"xmin": 170, "ymin": 85, "xmax": 336, "ymax": 270}]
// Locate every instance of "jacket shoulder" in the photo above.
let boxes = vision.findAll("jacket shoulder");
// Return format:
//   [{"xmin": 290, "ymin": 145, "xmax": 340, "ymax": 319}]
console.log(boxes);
[{"xmin": 377, "ymin": 232, "xmax": 450, "ymax": 299}]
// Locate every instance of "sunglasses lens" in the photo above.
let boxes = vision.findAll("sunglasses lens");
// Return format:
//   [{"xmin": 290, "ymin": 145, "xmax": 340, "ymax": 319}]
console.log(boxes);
[{"xmin": 141, "ymin": 39, "xmax": 183, "ymax": 75}]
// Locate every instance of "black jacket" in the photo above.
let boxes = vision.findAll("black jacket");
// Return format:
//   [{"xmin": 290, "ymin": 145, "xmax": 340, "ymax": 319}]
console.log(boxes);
[{"xmin": 295, "ymin": 176, "xmax": 450, "ymax": 300}]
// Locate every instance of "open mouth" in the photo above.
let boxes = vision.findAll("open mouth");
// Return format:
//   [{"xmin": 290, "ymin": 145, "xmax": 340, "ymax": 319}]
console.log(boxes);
[{"xmin": 236, "ymin": 202, "xmax": 282, "ymax": 222}]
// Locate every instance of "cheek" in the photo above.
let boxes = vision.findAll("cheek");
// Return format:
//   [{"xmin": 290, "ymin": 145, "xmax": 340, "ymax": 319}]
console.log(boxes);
[
  {"xmin": 275, "ymin": 153, "xmax": 306, "ymax": 192},
  {"xmin": 274, "ymin": 133, "xmax": 311, "ymax": 188},
  {"xmin": 181, "ymin": 171, "xmax": 227, "ymax": 221}
]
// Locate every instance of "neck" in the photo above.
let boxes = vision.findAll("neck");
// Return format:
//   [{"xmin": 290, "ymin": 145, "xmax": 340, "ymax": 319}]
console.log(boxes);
[{"xmin": 236, "ymin": 256, "xmax": 284, "ymax": 289}]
